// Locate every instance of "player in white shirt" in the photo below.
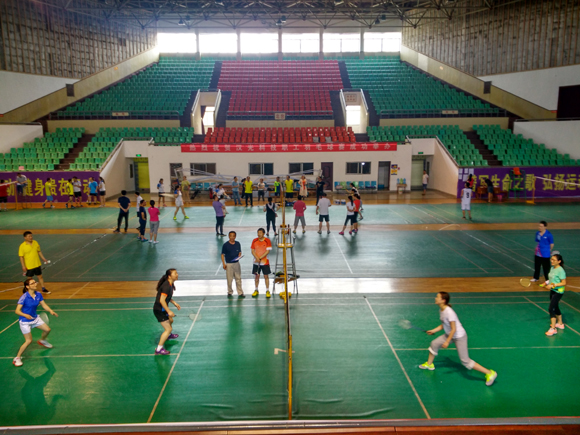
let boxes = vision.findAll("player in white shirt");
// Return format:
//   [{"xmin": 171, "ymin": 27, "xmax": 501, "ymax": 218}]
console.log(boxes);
[
  {"xmin": 418, "ymin": 292, "xmax": 497, "ymax": 386},
  {"xmin": 422, "ymin": 171, "xmax": 429, "ymax": 195},
  {"xmin": 316, "ymin": 192, "xmax": 332, "ymax": 234},
  {"xmin": 461, "ymin": 181, "xmax": 473, "ymax": 220}
]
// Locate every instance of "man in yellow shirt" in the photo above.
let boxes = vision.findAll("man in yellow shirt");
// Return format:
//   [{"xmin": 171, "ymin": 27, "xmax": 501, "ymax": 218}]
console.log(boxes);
[
  {"xmin": 42, "ymin": 178, "xmax": 55, "ymax": 209},
  {"xmin": 18, "ymin": 231, "xmax": 51, "ymax": 294},
  {"xmin": 65, "ymin": 179, "xmax": 75, "ymax": 209},
  {"xmin": 284, "ymin": 175, "xmax": 295, "ymax": 199},
  {"xmin": 244, "ymin": 176, "xmax": 254, "ymax": 207}
]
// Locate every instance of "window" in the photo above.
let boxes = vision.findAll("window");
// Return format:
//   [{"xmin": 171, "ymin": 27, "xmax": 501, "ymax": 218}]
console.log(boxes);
[
  {"xmin": 199, "ymin": 33, "xmax": 237, "ymax": 54},
  {"xmin": 323, "ymin": 33, "xmax": 360, "ymax": 53},
  {"xmin": 282, "ymin": 33, "xmax": 319, "ymax": 53},
  {"xmin": 289, "ymin": 163, "xmax": 314, "ymax": 174},
  {"xmin": 363, "ymin": 32, "xmax": 402, "ymax": 53},
  {"xmin": 249, "ymin": 163, "xmax": 274, "ymax": 175},
  {"xmin": 190, "ymin": 163, "xmax": 216, "ymax": 174},
  {"xmin": 242, "ymin": 33, "xmax": 278, "ymax": 53},
  {"xmin": 158, "ymin": 33, "xmax": 197, "ymax": 53},
  {"xmin": 346, "ymin": 162, "xmax": 371, "ymax": 174}
]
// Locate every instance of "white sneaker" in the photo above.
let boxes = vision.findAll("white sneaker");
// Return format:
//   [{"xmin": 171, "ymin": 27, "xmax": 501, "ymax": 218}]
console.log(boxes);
[
  {"xmin": 530, "ymin": 278, "xmax": 538, "ymax": 282},
  {"xmin": 38, "ymin": 340, "xmax": 53, "ymax": 349},
  {"xmin": 13, "ymin": 357, "xmax": 23, "ymax": 367},
  {"xmin": 149, "ymin": 239, "xmax": 153, "ymax": 243},
  {"xmin": 153, "ymin": 241, "xmax": 159, "ymax": 244}
]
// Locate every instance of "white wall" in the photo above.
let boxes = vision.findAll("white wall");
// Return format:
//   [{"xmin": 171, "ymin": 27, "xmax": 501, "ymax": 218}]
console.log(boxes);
[
  {"xmin": 478, "ymin": 64, "xmax": 580, "ymax": 112},
  {"xmin": 514, "ymin": 121, "xmax": 580, "ymax": 159},
  {"xmin": 100, "ymin": 140, "xmax": 149, "ymax": 197},
  {"xmin": 430, "ymin": 139, "xmax": 459, "ymax": 196},
  {"xmin": 0, "ymin": 71, "xmax": 79, "ymax": 114},
  {"xmin": 0, "ymin": 124, "xmax": 44, "ymax": 153},
  {"xmin": 410, "ymin": 138, "xmax": 435, "ymax": 156}
]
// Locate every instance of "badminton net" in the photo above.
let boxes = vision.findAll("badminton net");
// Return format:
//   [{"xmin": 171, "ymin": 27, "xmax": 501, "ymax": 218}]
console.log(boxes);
[{"xmin": 529, "ymin": 175, "xmax": 580, "ymax": 203}]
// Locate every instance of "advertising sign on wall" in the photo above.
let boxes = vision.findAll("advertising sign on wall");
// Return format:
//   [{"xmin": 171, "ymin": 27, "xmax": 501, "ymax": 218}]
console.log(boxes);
[{"xmin": 0, "ymin": 171, "xmax": 100, "ymax": 202}]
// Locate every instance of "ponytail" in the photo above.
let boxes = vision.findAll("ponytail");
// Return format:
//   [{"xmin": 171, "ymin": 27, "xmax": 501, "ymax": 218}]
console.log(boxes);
[
  {"xmin": 157, "ymin": 268, "xmax": 176, "ymax": 291},
  {"xmin": 347, "ymin": 195, "xmax": 354, "ymax": 206},
  {"xmin": 552, "ymin": 253, "xmax": 564, "ymax": 269},
  {"xmin": 439, "ymin": 291, "xmax": 452, "ymax": 307}
]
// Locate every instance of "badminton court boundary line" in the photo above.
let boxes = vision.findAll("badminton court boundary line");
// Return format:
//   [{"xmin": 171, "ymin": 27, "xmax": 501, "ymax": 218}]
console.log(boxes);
[
  {"xmin": 364, "ymin": 296, "xmax": 431, "ymax": 419},
  {"xmin": 394, "ymin": 345, "xmax": 580, "ymax": 351},
  {"xmin": 67, "ymin": 282, "xmax": 91, "ymax": 299},
  {"xmin": 147, "ymin": 300, "xmax": 205, "ymax": 424},
  {"xmin": 331, "ymin": 234, "xmax": 353, "ymax": 274},
  {"xmin": 0, "ymin": 320, "xmax": 18, "ymax": 336},
  {"xmin": 524, "ymin": 297, "xmax": 580, "ymax": 337}
]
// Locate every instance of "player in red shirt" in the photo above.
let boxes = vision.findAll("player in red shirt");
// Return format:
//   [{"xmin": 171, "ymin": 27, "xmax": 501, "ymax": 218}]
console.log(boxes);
[
  {"xmin": 251, "ymin": 228, "xmax": 272, "ymax": 298},
  {"xmin": 0, "ymin": 179, "xmax": 9, "ymax": 212},
  {"xmin": 353, "ymin": 194, "xmax": 362, "ymax": 233}
]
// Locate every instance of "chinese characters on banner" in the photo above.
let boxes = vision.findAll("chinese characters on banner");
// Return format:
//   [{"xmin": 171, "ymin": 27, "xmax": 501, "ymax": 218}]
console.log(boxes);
[
  {"xmin": 0, "ymin": 171, "xmax": 100, "ymax": 202},
  {"xmin": 457, "ymin": 167, "xmax": 580, "ymax": 198},
  {"xmin": 181, "ymin": 142, "xmax": 398, "ymax": 153}
]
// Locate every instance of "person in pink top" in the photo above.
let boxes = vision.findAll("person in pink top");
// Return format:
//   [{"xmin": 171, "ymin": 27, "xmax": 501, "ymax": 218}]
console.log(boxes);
[
  {"xmin": 353, "ymin": 194, "xmax": 361, "ymax": 233},
  {"xmin": 148, "ymin": 200, "xmax": 161, "ymax": 244},
  {"xmin": 292, "ymin": 195, "xmax": 307, "ymax": 234}
]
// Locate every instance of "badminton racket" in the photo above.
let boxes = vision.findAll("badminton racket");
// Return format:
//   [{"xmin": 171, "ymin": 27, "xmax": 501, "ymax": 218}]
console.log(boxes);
[
  {"xmin": 398, "ymin": 319, "xmax": 426, "ymax": 332},
  {"xmin": 159, "ymin": 193, "xmax": 175, "ymax": 198},
  {"xmin": 39, "ymin": 312, "xmax": 49, "ymax": 325},
  {"xmin": 519, "ymin": 278, "xmax": 531, "ymax": 288},
  {"xmin": 232, "ymin": 254, "xmax": 244, "ymax": 262}
]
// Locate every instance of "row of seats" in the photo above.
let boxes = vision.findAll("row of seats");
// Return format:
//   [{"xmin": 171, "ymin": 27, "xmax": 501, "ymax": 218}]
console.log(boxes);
[
  {"xmin": 59, "ymin": 59, "xmax": 214, "ymax": 118},
  {"xmin": 96, "ymin": 127, "xmax": 194, "ymax": 143},
  {"xmin": 203, "ymin": 126, "xmax": 355, "ymax": 144},
  {"xmin": 475, "ymin": 125, "xmax": 576, "ymax": 167},
  {"xmin": 345, "ymin": 57, "xmax": 500, "ymax": 117},
  {"xmin": 218, "ymin": 61, "xmax": 342, "ymax": 118}
]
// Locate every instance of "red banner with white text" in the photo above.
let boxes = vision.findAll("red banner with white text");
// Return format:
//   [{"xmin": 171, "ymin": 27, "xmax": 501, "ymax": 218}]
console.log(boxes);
[{"xmin": 181, "ymin": 142, "xmax": 397, "ymax": 153}]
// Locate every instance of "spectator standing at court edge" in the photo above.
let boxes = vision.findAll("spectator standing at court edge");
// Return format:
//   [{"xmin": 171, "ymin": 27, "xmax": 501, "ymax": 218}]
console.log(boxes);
[
  {"xmin": 299, "ymin": 175, "xmax": 308, "ymax": 198},
  {"xmin": 485, "ymin": 177, "xmax": 494, "ymax": 202},
  {"xmin": 531, "ymin": 221, "xmax": 554, "ymax": 284},
  {"xmin": 316, "ymin": 192, "xmax": 331, "ymax": 234},
  {"xmin": 285, "ymin": 175, "xmax": 295, "ymax": 199},
  {"xmin": 157, "ymin": 179, "xmax": 166, "ymax": 208},
  {"xmin": 293, "ymin": 195, "xmax": 307, "ymax": 234},
  {"xmin": 315, "ymin": 177, "xmax": 325, "ymax": 205},
  {"xmin": 19, "ymin": 231, "xmax": 51, "ymax": 294},
  {"xmin": 422, "ymin": 170, "xmax": 429, "ymax": 195},
  {"xmin": 244, "ymin": 176, "xmax": 254, "ymax": 207},
  {"xmin": 213, "ymin": 196, "xmax": 226, "ymax": 236},
  {"xmin": 114, "ymin": 190, "xmax": 131, "ymax": 233},
  {"xmin": 221, "ymin": 231, "xmax": 245, "ymax": 298},
  {"xmin": 42, "ymin": 178, "xmax": 55, "ymax": 209},
  {"xmin": 181, "ymin": 176, "xmax": 191, "ymax": 204},
  {"xmin": 232, "ymin": 177, "xmax": 241, "ymax": 206},
  {"xmin": 274, "ymin": 177, "xmax": 281, "ymax": 198},
  {"xmin": 16, "ymin": 173, "xmax": 28, "ymax": 203},
  {"xmin": 257, "ymin": 178, "xmax": 266, "ymax": 203},
  {"xmin": 98, "ymin": 177, "xmax": 106, "ymax": 207},
  {"xmin": 0, "ymin": 179, "xmax": 9, "ymax": 211},
  {"xmin": 88, "ymin": 177, "xmax": 98, "ymax": 206},
  {"xmin": 72, "ymin": 176, "xmax": 83, "ymax": 207},
  {"xmin": 135, "ymin": 191, "xmax": 143, "ymax": 231}
]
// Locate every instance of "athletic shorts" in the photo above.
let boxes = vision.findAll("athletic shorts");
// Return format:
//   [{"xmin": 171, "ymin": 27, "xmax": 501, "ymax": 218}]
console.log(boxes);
[
  {"xmin": 99, "ymin": 191, "xmax": 106, "ymax": 196},
  {"xmin": 487, "ymin": 186, "xmax": 494, "ymax": 193},
  {"xmin": 252, "ymin": 264, "xmax": 271, "ymax": 275},
  {"xmin": 153, "ymin": 309, "xmax": 169, "ymax": 323},
  {"xmin": 25, "ymin": 266, "xmax": 43, "ymax": 277},
  {"xmin": 90, "ymin": 193, "xmax": 98, "ymax": 197},
  {"xmin": 319, "ymin": 214, "xmax": 329, "ymax": 222},
  {"xmin": 286, "ymin": 192, "xmax": 294, "ymax": 199},
  {"xmin": 0, "ymin": 197, "xmax": 7, "ymax": 203},
  {"xmin": 423, "ymin": 184, "xmax": 428, "ymax": 189},
  {"xmin": 46, "ymin": 195, "xmax": 54, "ymax": 202},
  {"xmin": 19, "ymin": 316, "xmax": 45, "ymax": 335},
  {"xmin": 294, "ymin": 215, "xmax": 306, "ymax": 227},
  {"xmin": 74, "ymin": 192, "xmax": 82, "ymax": 198},
  {"xmin": 344, "ymin": 215, "xmax": 356, "ymax": 226},
  {"xmin": 461, "ymin": 201, "xmax": 471, "ymax": 211},
  {"xmin": 158, "ymin": 193, "xmax": 165, "ymax": 200},
  {"xmin": 150, "ymin": 221, "xmax": 160, "ymax": 235}
]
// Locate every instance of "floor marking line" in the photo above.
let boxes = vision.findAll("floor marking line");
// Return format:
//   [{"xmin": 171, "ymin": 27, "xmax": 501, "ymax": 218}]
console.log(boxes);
[
  {"xmin": 561, "ymin": 300, "xmax": 580, "ymax": 315},
  {"xmin": 389, "ymin": 207, "xmax": 412, "ymax": 224},
  {"xmin": 215, "ymin": 263, "xmax": 223, "ymax": 276},
  {"xmin": 523, "ymin": 296, "xmax": 580, "ymax": 337},
  {"xmin": 431, "ymin": 234, "xmax": 488, "ymax": 274},
  {"xmin": 77, "ymin": 237, "xmax": 130, "ymax": 278},
  {"xmin": 411, "ymin": 206, "xmax": 446, "ymax": 224},
  {"xmin": 0, "ymin": 354, "xmax": 155, "ymax": 359},
  {"xmin": 364, "ymin": 297, "xmax": 430, "ymax": 420},
  {"xmin": 332, "ymin": 234, "xmax": 353, "ymax": 274},
  {"xmin": 438, "ymin": 224, "xmax": 460, "ymax": 231},
  {"xmin": 0, "ymin": 305, "xmax": 6, "ymax": 311},
  {"xmin": 463, "ymin": 232, "xmax": 534, "ymax": 271},
  {"xmin": 0, "ymin": 286, "xmax": 23, "ymax": 294},
  {"xmin": 45, "ymin": 233, "xmax": 110, "ymax": 276},
  {"xmin": 0, "ymin": 320, "xmax": 18, "ymax": 335},
  {"xmin": 394, "ymin": 345, "xmax": 580, "ymax": 351},
  {"xmin": 147, "ymin": 300, "xmax": 205, "ymax": 424},
  {"xmin": 447, "ymin": 232, "xmax": 513, "ymax": 272},
  {"xmin": 67, "ymin": 282, "xmax": 91, "ymax": 299},
  {"xmin": 238, "ymin": 207, "xmax": 246, "ymax": 226}
]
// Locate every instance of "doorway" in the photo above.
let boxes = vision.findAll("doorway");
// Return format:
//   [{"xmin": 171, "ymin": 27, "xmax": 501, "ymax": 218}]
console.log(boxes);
[
  {"xmin": 378, "ymin": 161, "xmax": 390, "ymax": 190},
  {"xmin": 134, "ymin": 158, "xmax": 150, "ymax": 192},
  {"xmin": 411, "ymin": 159, "xmax": 425, "ymax": 189},
  {"xmin": 321, "ymin": 162, "xmax": 333, "ymax": 191}
]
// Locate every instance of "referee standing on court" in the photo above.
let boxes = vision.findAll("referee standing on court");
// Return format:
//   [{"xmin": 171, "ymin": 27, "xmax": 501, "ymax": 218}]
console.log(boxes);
[{"xmin": 221, "ymin": 231, "xmax": 245, "ymax": 298}]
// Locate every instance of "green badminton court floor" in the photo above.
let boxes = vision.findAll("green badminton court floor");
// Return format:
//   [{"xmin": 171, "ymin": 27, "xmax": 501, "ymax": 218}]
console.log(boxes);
[{"xmin": 1, "ymin": 292, "xmax": 580, "ymax": 426}]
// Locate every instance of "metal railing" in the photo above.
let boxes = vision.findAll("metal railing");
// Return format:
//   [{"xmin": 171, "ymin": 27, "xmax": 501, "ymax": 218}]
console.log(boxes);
[{"xmin": 379, "ymin": 108, "xmax": 507, "ymax": 118}]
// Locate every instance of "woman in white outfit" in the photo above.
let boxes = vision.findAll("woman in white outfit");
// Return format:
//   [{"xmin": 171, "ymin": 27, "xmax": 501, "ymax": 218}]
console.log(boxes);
[
  {"xmin": 173, "ymin": 185, "xmax": 189, "ymax": 220},
  {"xmin": 299, "ymin": 175, "xmax": 308, "ymax": 198},
  {"xmin": 418, "ymin": 292, "xmax": 497, "ymax": 386}
]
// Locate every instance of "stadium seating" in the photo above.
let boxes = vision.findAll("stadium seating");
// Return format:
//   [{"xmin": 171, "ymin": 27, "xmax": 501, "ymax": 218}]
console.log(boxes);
[
  {"xmin": 59, "ymin": 58, "xmax": 214, "ymax": 118},
  {"xmin": 474, "ymin": 125, "xmax": 578, "ymax": 167},
  {"xmin": 0, "ymin": 128, "xmax": 83, "ymax": 172},
  {"xmin": 218, "ymin": 61, "xmax": 343, "ymax": 118},
  {"xmin": 345, "ymin": 57, "xmax": 501, "ymax": 118},
  {"xmin": 204, "ymin": 126, "xmax": 355, "ymax": 144}
]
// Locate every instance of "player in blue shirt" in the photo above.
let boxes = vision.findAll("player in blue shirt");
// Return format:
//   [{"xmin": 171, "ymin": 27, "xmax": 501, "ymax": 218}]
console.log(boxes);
[
  {"xmin": 13, "ymin": 278, "xmax": 58, "ymax": 367},
  {"xmin": 88, "ymin": 177, "xmax": 99, "ymax": 206}
]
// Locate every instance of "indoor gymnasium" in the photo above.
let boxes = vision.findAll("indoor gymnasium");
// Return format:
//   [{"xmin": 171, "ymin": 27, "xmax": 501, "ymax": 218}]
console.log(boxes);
[{"xmin": 0, "ymin": 0, "xmax": 580, "ymax": 434}]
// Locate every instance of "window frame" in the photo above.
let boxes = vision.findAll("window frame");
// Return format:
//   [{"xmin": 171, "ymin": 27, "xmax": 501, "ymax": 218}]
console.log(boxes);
[
  {"xmin": 190, "ymin": 163, "xmax": 216, "ymax": 174},
  {"xmin": 346, "ymin": 161, "xmax": 371, "ymax": 174},
  {"xmin": 289, "ymin": 162, "xmax": 314, "ymax": 174},
  {"xmin": 249, "ymin": 163, "xmax": 274, "ymax": 176}
]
